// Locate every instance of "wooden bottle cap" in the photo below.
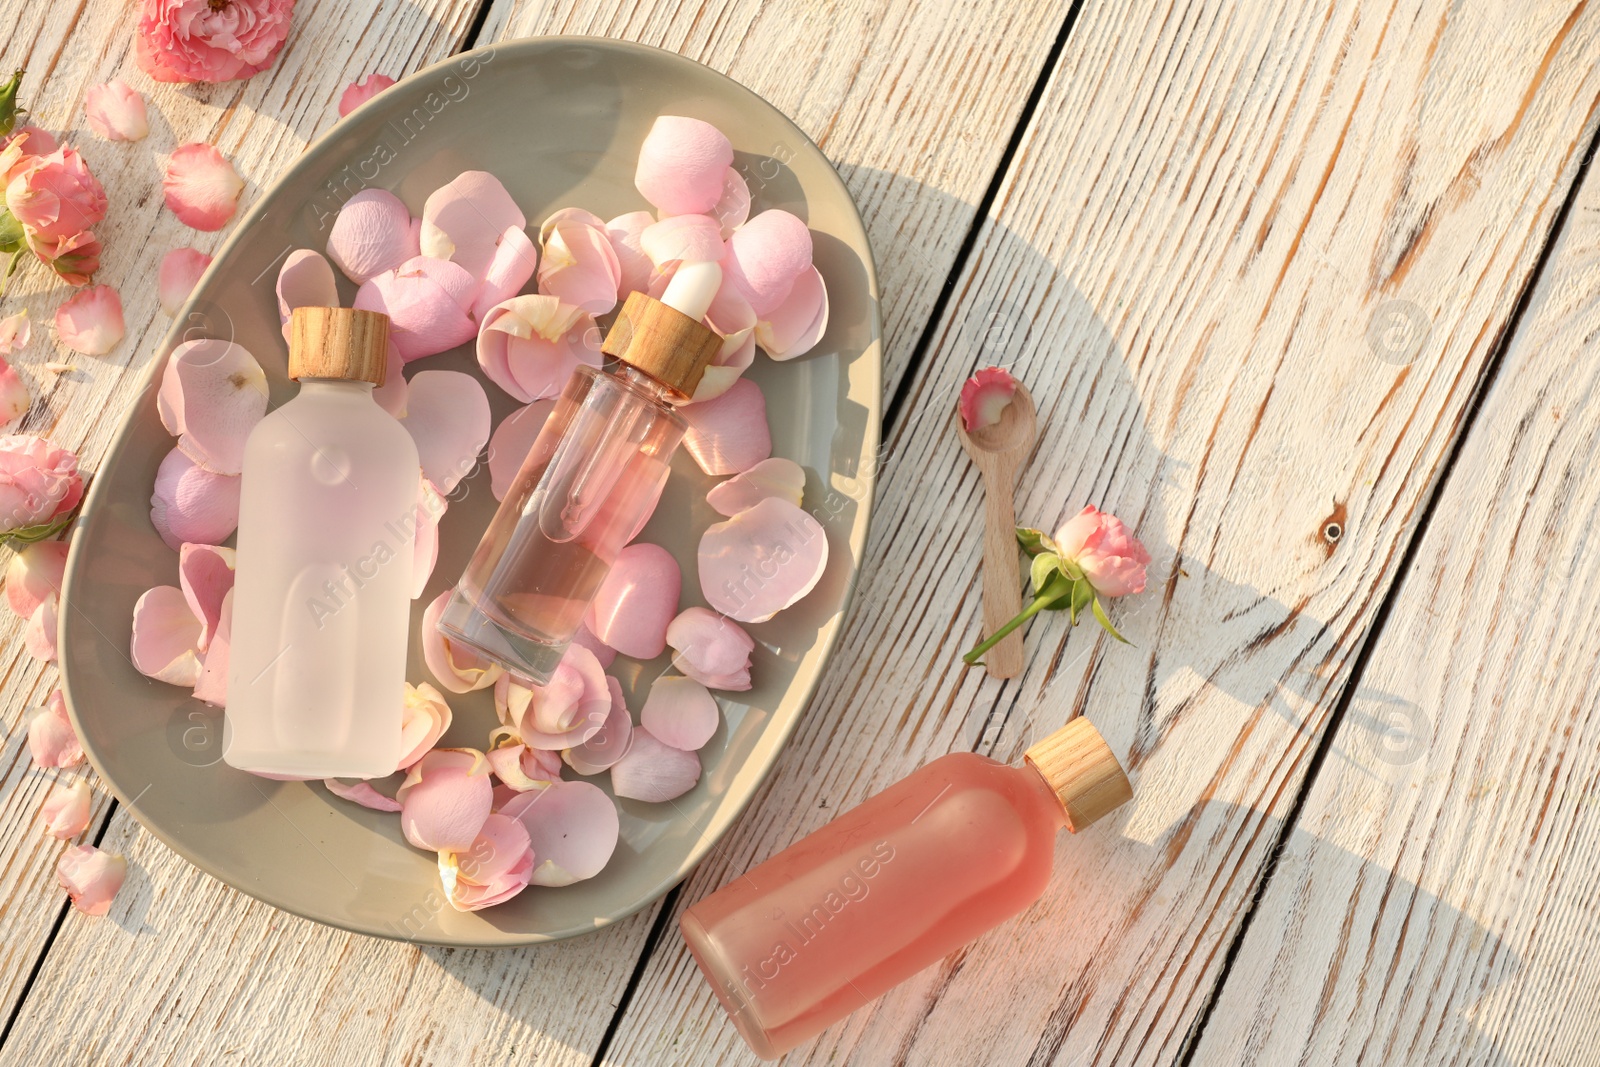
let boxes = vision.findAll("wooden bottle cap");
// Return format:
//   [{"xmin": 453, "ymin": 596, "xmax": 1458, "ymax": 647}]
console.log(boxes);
[
  {"xmin": 288, "ymin": 307, "xmax": 390, "ymax": 385},
  {"xmin": 601, "ymin": 291, "xmax": 722, "ymax": 398},
  {"xmin": 1025, "ymin": 717, "xmax": 1133, "ymax": 833}
]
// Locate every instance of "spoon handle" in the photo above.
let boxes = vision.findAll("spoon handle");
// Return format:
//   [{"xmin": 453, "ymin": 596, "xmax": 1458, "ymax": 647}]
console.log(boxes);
[{"xmin": 978, "ymin": 467, "xmax": 1024, "ymax": 678}]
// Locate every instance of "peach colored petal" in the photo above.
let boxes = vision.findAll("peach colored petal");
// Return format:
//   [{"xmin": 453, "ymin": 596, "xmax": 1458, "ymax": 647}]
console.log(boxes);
[
  {"xmin": 713, "ymin": 167, "xmax": 751, "ymax": 236},
  {"xmin": 178, "ymin": 542, "xmax": 236, "ymax": 653},
  {"xmin": 84, "ymin": 80, "xmax": 148, "ymax": 141},
  {"xmin": 698, "ymin": 496, "xmax": 829, "ymax": 623},
  {"xmin": 54, "ymin": 284, "xmax": 124, "ymax": 356},
  {"xmin": 756, "ymin": 264, "xmax": 828, "ymax": 360},
  {"xmin": 353, "ymin": 255, "xmax": 480, "ymax": 362},
  {"xmin": 150, "ymin": 446, "xmax": 240, "ymax": 549},
  {"xmin": 56, "ymin": 844, "xmax": 125, "ymax": 916},
  {"xmin": 688, "ymin": 327, "xmax": 755, "ymax": 403},
  {"xmin": 395, "ymin": 747, "xmax": 494, "ymax": 852},
  {"xmin": 640, "ymin": 213, "xmax": 724, "ymax": 269},
  {"xmin": 485, "ymin": 739, "xmax": 562, "ymax": 792},
  {"xmin": 131, "ymin": 585, "xmax": 202, "ymax": 685},
  {"xmin": 192, "ymin": 589, "xmax": 232, "ymax": 706},
  {"xmin": 666, "ymin": 606, "xmax": 754, "ymax": 691},
  {"xmin": 563, "ymin": 676, "xmax": 633, "ymax": 775},
  {"xmin": 413, "ymin": 477, "xmax": 445, "ymax": 598},
  {"xmin": 496, "ymin": 644, "xmax": 611, "ymax": 751},
  {"xmin": 5, "ymin": 538, "xmax": 68, "ymax": 618},
  {"xmin": 537, "ymin": 207, "xmax": 607, "ymax": 243},
  {"xmin": 164, "ymin": 143, "xmax": 244, "ymax": 231},
  {"xmin": 538, "ymin": 214, "xmax": 621, "ymax": 315},
  {"xmin": 569, "ymin": 621, "xmax": 616, "ymax": 671},
  {"xmin": 634, "ymin": 116, "xmax": 733, "ymax": 216},
  {"xmin": 398, "ymin": 682, "xmax": 454, "ymax": 770},
  {"xmin": 158, "ymin": 248, "xmax": 211, "ymax": 317},
  {"xmin": 476, "ymin": 294, "xmax": 596, "ymax": 403},
  {"xmin": 609, "ymin": 727, "xmax": 701, "ymax": 803},
  {"xmin": 0, "ymin": 355, "xmax": 30, "ymax": 429},
  {"xmin": 957, "ymin": 366, "xmax": 1018, "ymax": 433},
  {"xmin": 397, "ymin": 370, "xmax": 489, "ymax": 493},
  {"xmin": 338, "ymin": 73, "xmax": 396, "ymax": 118},
  {"xmin": 498, "ymin": 779, "xmax": 619, "ymax": 886},
  {"xmin": 372, "ymin": 341, "xmax": 407, "ymax": 418},
  {"xmin": 724, "ymin": 209, "xmax": 812, "ymax": 316},
  {"xmin": 440, "ymin": 813, "xmax": 534, "ymax": 910},
  {"xmin": 25, "ymin": 593, "xmax": 58, "ymax": 662},
  {"xmin": 606, "ymin": 211, "xmax": 656, "ymax": 297},
  {"xmin": 0, "ymin": 308, "xmax": 31, "ymax": 354},
  {"xmin": 41, "ymin": 778, "xmax": 93, "ymax": 839},
  {"xmin": 471, "ymin": 226, "xmax": 538, "ymax": 322},
  {"xmin": 420, "ymin": 171, "xmax": 526, "ymax": 279},
  {"xmin": 28, "ymin": 691, "xmax": 83, "ymax": 768},
  {"xmin": 639, "ymin": 674, "xmax": 719, "ymax": 751},
  {"xmin": 486, "ymin": 400, "xmax": 553, "ymax": 502},
  {"xmin": 420, "ymin": 588, "xmax": 504, "ymax": 694},
  {"xmin": 584, "ymin": 542, "xmax": 680, "ymax": 660},
  {"xmin": 157, "ymin": 338, "xmax": 268, "ymax": 475},
  {"xmin": 325, "ymin": 188, "xmax": 416, "ymax": 284},
  {"xmin": 681, "ymin": 377, "xmax": 771, "ymax": 475},
  {"xmin": 705, "ymin": 456, "xmax": 805, "ymax": 518},
  {"xmin": 323, "ymin": 777, "xmax": 402, "ymax": 811}
]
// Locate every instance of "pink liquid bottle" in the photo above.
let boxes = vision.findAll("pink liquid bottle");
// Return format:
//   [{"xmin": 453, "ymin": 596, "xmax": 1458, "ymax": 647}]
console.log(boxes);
[
  {"xmin": 438, "ymin": 264, "xmax": 724, "ymax": 683},
  {"xmin": 680, "ymin": 716, "xmax": 1133, "ymax": 1059}
]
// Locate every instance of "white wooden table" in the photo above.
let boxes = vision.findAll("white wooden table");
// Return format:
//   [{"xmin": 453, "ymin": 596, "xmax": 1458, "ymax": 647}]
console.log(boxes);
[{"xmin": 4, "ymin": 2, "xmax": 1599, "ymax": 1064}]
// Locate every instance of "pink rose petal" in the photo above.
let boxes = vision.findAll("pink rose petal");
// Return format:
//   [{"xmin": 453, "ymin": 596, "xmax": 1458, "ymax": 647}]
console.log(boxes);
[
  {"xmin": 28, "ymin": 691, "xmax": 83, "ymax": 768},
  {"xmin": 325, "ymin": 188, "xmax": 417, "ymax": 284},
  {"xmin": 640, "ymin": 213, "xmax": 725, "ymax": 269},
  {"xmin": 164, "ymin": 143, "xmax": 244, "ymax": 231},
  {"xmin": 471, "ymin": 226, "xmax": 538, "ymax": 322},
  {"xmin": 420, "ymin": 588, "xmax": 504, "ymax": 694},
  {"xmin": 54, "ymin": 284, "xmax": 124, "ymax": 356},
  {"xmin": 569, "ymin": 621, "xmax": 616, "ymax": 670},
  {"xmin": 395, "ymin": 747, "xmax": 494, "ymax": 852},
  {"xmin": 25, "ymin": 593, "xmax": 58, "ymax": 662},
  {"xmin": 397, "ymin": 370, "xmax": 489, "ymax": 493},
  {"xmin": 275, "ymin": 249, "xmax": 339, "ymax": 335},
  {"xmin": 699, "ymin": 496, "xmax": 829, "ymax": 623},
  {"xmin": 706, "ymin": 456, "xmax": 805, "ymax": 517},
  {"xmin": 192, "ymin": 589, "xmax": 232, "ymax": 706},
  {"xmin": 756, "ymin": 264, "xmax": 828, "ymax": 360},
  {"xmin": 666, "ymin": 606, "xmax": 754, "ymax": 691},
  {"xmin": 398, "ymin": 682, "xmax": 454, "ymax": 770},
  {"xmin": 713, "ymin": 167, "xmax": 751, "ymax": 236},
  {"xmin": 681, "ymin": 377, "xmax": 771, "ymax": 475},
  {"xmin": 41, "ymin": 778, "xmax": 93, "ymax": 839},
  {"xmin": 584, "ymin": 542, "xmax": 680, "ymax": 660},
  {"xmin": 957, "ymin": 366, "xmax": 1019, "ymax": 432},
  {"xmin": 56, "ymin": 844, "xmax": 125, "ymax": 916},
  {"xmin": 323, "ymin": 777, "xmax": 402, "ymax": 812},
  {"xmin": 440, "ymin": 813, "xmax": 534, "ymax": 910},
  {"xmin": 0, "ymin": 308, "xmax": 31, "ymax": 354},
  {"xmin": 486, "ymin": 400, "xmax": 553, "ymax": 502},
  {"xmin": 538, "ymin": 208, "xmax": 607, "ymax": 242},
  {"xmin": 563, "ymin": 676, "xmax": 633, "ymax": 775},
  {"xmin": 0, "ymin": 354, "xmax": 27, "ymax": 428},
  {"xmin": 639, "ymin": 674, "xmax": 719, "ymax": 751},
  {"xmin": 150, "ymin": 446, "xmax": 241, "ymax": 549},
  {"xmin": 476, "ymin": 295, "xmax": 596, "ymax": 403},
  {"xmin": 538, "ymin": 213, "xmax": 621, "ymax": 316},
  {"xmin": 84, "ymin": 80, "xmax": 149, "ymax": 142},
  {"xmin": 413, "ymin": 477, "xmax": 445, "ymax": 598},
  {"xmin": 606, "ymin": 211, "xmax": 656, "ymax": 297},
  {"xmin": 634, "ymin": 116, "xmax": 734, "ymax": 216},
  {"xmin": 485, "ymin": 740, "xmax": 562, "ymax": 792},
  {"xmin": 353, "ymin": 255, "xmax": 480, "ymax": 362},
  {"xmin": 157, "ymin": 338, "xmax": 268, "ymax": 475},
  {"xmin": 689, "ymin": 327, "xmax": 756, "ymax": 403},
  {"xmin": 499, "ymin": 779, "xmax": 619, "ymax": 886},
  {"xmin": 130, "ymin": 585, "xmax": 202, "ymax": 685},
  {"xmin": 6, "ymin": 538, "xmax": 68, "ymax": 617},
  {"xmin": 609, "ymin": 727, "xmax": 702, "ymax": 803},
  {"xmin": 724, "ymin": 209, "xmax": 813, "ymax": 316},
  {"xmin": 158, "ymin": 248, "xmax": 211, "ymax": 317},
  {"xmin": 494, "ymin": 644, "xmax": 610, "ymax": 750},
  {"xmin": 178, "ymin": 542, "xmax": 236, "ymax": 653},
  {"xmin": 338, "ymin": 73, "xmax": 396, "ymax": 117},
  {"xmin": 372, "ymin": 341, "xmax": 408, "ymax": 418},
  {"xmin": 420, "ymin": 171, "xmax": 526, "ymax": 280}
]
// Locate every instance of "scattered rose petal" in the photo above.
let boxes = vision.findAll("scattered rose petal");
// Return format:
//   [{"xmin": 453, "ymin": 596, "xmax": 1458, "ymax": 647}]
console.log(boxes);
[
  {"xmin": 157, "ymin": 338, "xmax": 268, "ymax": 475},
  {"xmin": 713, "ymin": 167, "xmax": 751, "ymax": 236},
  {"xmin": 398, "ymin": 370, "xmax": 489, "ymax": 493},
  {"xmin": 494, "ymin": 644, "xmax": 610, "ymax": 750},
  {"xmin": 54, "ymin": 284, "xmax": 124, "ymax": 355},
  {"xmin": 420, "ymin": 171, "xmax": 526, "ymax": 280},
  {"xmin": 640, "ymin": 213, "xmax": 724, "ymax": 269},
  {"xmin": 485, "ymin": 739, "xmax": 562, "ymax": 792},
  {"xmin": 276, "ymin": 248, "xmax": 339, "ymax": 334},
  {"xmin": 28, "ymin": 691, "xmax": 82, "ymax": 768},
  {"xmin": 499, "ymin": 779, "xmax": 619, "ymax": 886},
  {"xmin": 610, "ymin": 727, "xmax": 702, "ymax": 803},
  {"xmin": 372, "ymin": 341, "xmax": 408, "ymax": 418},
  {"xmin": 178, "ymin": 542, "xmax": 236, "ymax": 652},
  {"xmin": 667, "ymin": 606, "xmax": 754, "ymax": 691},
  {"xmin": 0, "ymin": 309, "xmax": 29, "ymax": 354},
  {"xmin": 440, "ymin": 812, "xmax": 534, "ymax": 910},
  {"xmin": 158, "ymin": 248, "xmax": 211, "ymax": 316},
  {"xmin": 164, "ymin": 143, "xmax": 244, "ymax": 231},
  {"xmin": 699, "ymin": 496, "xmax": 828, "ymax": 623},
  {"xmin": 41, "ymin": 778, "xmax": 93, "ymax": 839},
  {"xmin": 130, "ymin": 585, "xmax": 202, "ymax": 685},
  {"xmin": 564, "ymin": 676, "xmax": 633, "ymax": 775},
  {"xmin": 634, "ymin": 116, "xmax": 734, "ymax": 216},
  {"xmin": 756, "ymin": 264, "xmax": 828, "ymax": 360},
  {"xmin": 476, "ymin": 295, "xmax": 597, "ymax": 403},
  {"xmin": 323, "ymin": 778, "xmax": 402, "ymax": 812},
  {"xmin": 486, "ymin": 400, "xmax": 553, "ymax": 501},
  {"xmin": 706, "ymin": 456, "xmax": 805, "ymax": 517},
  {"xmin": 326, "ymin": 188, "xmax": 418, "ymax": 284},
  {"xmin": 192, "ymin": 589, "xmax": 231, "ymax": 706},
  {"xmin": 639, "ymin": 674, "xmax": 719, "ymax": 751},
  {"xmin": 958, "ymin": 366, "xmax": 1018, "ymax": 433},
  {"xmin": 338, "ymin": 73, "xmax": 396, "ymax": 117},
  {"xmin": 398, "ymin": 682, "xmax": 454, "ymax": 770},
  {"xmin": 5, "ymin": 539, "xmax": 68, "ymax": 617},
  {"xmin": 150, "ymin": 446, "xmax": 241, "ymax": 549},
  {"xmin": 584, "ymin": 542, "xmax": 680, "ymax": 659},
  {"xmin": 724, "ymin": 209, "xmax": 812, "ymax": 316},
  {"xmin": 395, "ymin": 747, "xmax": 494, "ymax": 852},
  {"xmin": 681, "ymin": 377, "xmax": 771, "ymax": 475},
  {"xmin": 690, "ymin": 326, "xmax": 756, "ymax": 403},
  {"xmin": 606, "ymin": 211, "xmax": 655, "ymax": 297},
  {"xmin": 413, "ymin": 477, "xmax": 445, "ymax": 598},
  {"xmin": 471, "ymin": 225, "xmax": 538, "ymax": 322},
  {"xmin": 420, "ymin": 588, "xmax": 504, "ymax": 694},
  {"xmin": 56, "ymin": 844, "xmax": 125, "ymax": 916},
  {"xmin": 538, "ymin": 212, "xmax": 621, "ymax": 315},
  {"xmin": 353, "ymin": 255, "xmax": 480, "ymax": 362},
  {"xmin": 25, "ymin": 593, "xmax": 58, "ymax": 662},
  {"xmin": 84, "ymin": 80, "xmax": 148, "ymax": 141},
  {"xmin": 569, "ymin": 621, "xmax": 616, "ymax": 670}
]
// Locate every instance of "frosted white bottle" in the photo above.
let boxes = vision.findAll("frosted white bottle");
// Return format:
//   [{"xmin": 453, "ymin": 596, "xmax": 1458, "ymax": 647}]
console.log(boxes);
[{"xmin": 224, "ymin": 307, "xmax": 418, "ymax": 779}]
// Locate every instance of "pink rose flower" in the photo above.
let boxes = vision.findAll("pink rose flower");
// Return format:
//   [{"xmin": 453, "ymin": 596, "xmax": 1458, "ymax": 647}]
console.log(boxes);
[
  {"xmin": 136, "ymin": 0, "xmax": 296, "ymax": 84},
  {"xmin": 0, "ymin": 434, "xmax": 83, "ymax": 541},
  {"xmin": 5, "ymin": 145, "xmax": 107, "ymax": 240},
  {"xmin": 1049, "ymin": 505, "xmax": 1151, "ymax": 598},
  {"xmin": 27, "ymin": 228, "xmax": 102, "ymax": 286}
]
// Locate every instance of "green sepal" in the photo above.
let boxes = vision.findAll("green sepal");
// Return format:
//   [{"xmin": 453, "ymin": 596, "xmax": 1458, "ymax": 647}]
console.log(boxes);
[
  {"xmin": 0, "ymin": 70, "xmax": 24, "ymax": 139},
  {"xmin": 1068, "ymin": 577, "xmax": 1094, "ymax": 623},
  {"xmin": 1091, "ymin": 595, "xmax": 1130, "ymax": 643},
  {"xmin": 0, "ymin": 211, "xmax": 25, "ymax": 255},
  {"xmin": 1, "ymin": 515, "xmax": 72, "ymax": 549},
  {"xmin": 1016, "ymin": 526, "xmax": 1049, "ymax": 556},
  {"xmin": 1028, "ymin": 551, "xmax": 1062, "ymax": 594}
]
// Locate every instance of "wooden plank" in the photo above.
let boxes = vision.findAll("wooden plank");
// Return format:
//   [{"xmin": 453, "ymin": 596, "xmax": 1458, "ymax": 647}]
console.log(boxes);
[
  {"xmin": 596, "ymin": 2, "xmax": 1600, "ymax": 1064},
  {"xmin": 1190, "ymin": 109, "xmax": 1600, "ymax": 1067}
]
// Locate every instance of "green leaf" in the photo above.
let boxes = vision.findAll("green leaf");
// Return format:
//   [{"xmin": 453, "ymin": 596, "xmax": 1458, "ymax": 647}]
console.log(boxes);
[
  {"xmin": 0, "ymin": 211, "xmax": 25, "ymax": 256},
  {"xmin": 1091, "ymin": 596, "xmax": 1131, "ymax": 643},
  {"xmin": 0, "ymin": 70, "xmax": 24, "ymax": 139},
  {"xmin": 1016, "ymin": 526, "xmax": 1049, "ymax": 556},
  {"xmin": 1029, "ymin": 551, "xmax": 1062, "ymax": 594},
  {"xmin": 0, "ymin": 514, "xmax": 72, "ymax": 548}
]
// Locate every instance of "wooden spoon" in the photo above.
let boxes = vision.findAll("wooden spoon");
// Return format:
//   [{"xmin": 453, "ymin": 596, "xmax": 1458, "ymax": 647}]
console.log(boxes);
[{"xmin": 955, "ymin": 381, "xmax": 1038, "ymax": 678}]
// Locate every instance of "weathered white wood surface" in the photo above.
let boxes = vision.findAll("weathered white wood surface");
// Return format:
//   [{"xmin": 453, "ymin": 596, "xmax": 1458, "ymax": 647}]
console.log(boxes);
[
  {"xmin": 596, "ymin": 1, "xmax": 1600, "ymax": 1064},
  {"xmin": 1190, "ymin": 107, "xmax": 1600, "ymax": 1067}
]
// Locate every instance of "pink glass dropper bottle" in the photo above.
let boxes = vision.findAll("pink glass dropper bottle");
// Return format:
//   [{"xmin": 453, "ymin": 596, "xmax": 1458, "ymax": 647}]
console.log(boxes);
[{"xmin": 680, "ymin": 716, "xmax": 1133, "ymax": 1060}]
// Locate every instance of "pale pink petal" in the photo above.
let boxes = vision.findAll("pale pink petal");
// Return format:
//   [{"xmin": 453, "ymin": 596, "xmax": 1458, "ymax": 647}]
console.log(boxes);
[
  {"xmin": 372, "ymin": 341, "xmax": 407, "ymax": 417},
  {"xmin": 41, "ymin": 778, "xmax": 93, "ymax": 839},
  {"xmin": 56, "ymin": 845, "xmax": 125, "ymax": 916},
  {"xmin": 396, "ymin": 370, "xmax": 489, "ymax": 493},
  {"xmin": 666, "ymin": 606, "xmax": 754, "ymax": 691},
  {"xmin": 476, "ymin": 295, "xmax": 596, "ymax": 403},
  {"xmin": 275, "ymin": 249, "xmax": 338, "ymax": 335},
  {"xmin": 158, "ymin": 248, "xmax": 211, "ymax": 317},
  {"xmin": 498, "ymin": 779, "xmax": 619, "ymax": 886},
  {"xmin": 639, "ymin": 674, "xmax": 719, "ymax": 751},
  {"xmin": 413, "ymin": 477, "xmax": 445, "ymax": 598},
  {"xmin": 706, "ymin": 456, "xmax": 805, "ymax": 518},
  {"xmin": 323, "ymin": 777, "xmax": 402, "ymax": 812},
  {"xmin": 0, "ymin": 355, "xmax": 30, "ymax": 427},
  {"xmin": 325, "ymin": 188, "xmax": 416, "ymax": 284},
  {"xmin": 192, "ymin": 589, "xmax": 231, "ymax": 706},
  {"xmin": 398, "ymin": 682, "xmax": 454, "ymax": 770},
  {"xmin": 84, "ymin": 80, "xmax": 149, "ymax": 142},
  {"xmin": 485, "ymin": 740, "xmax": 562, "ymax": 792},
  {"xmin": 471, "ymin": 225, "xmax": 538, "ymax": 322},
  {"xmin": 538, "ymin": 208, "xmax": 607, "ymax": 243},
  {"xmin": 353, "ymin": 256, "xmax": 480, "ymax": 362},
  {"xmin": 5, "ymin": 539, "xmax": 68, "ymax": 617},
  {"xmin": 0, "ymin": 308, "xmax": 31, "ymax": 354},
  {"xmin": 25, "ymin": 594, "xmax": 58, "ymax": 662},
  {"xmin": 538, "ymin": 215, "xmax": 621, "ymax": 316},
  {"xmin": 958, "ymin": 366, "xmax": 1019, "ymax": 432},
  {"xmin": 634, "ymin": 116, "xmax": 734, "ymax": 216},
  {"xmin": 164, "ymin": 143, "xmax": 244, "ymax": 231},
  {"xmin": 130, "ymin": 585, "xmax": 202, "ymax": 685},
  {"xmin": 569, "ymin": 621, "xmax": 616, "ymax": 670},
  {"xmin": 584, "ymin": 542, "xmax": 680, "ymax": 659},
  {"xmin": 756, "ymin": 264, "xmax": 828, "ymax": 360},
  {"xmin": 54, "ymin": 284, "xmax": 124, "ymax": 356},
  {"xmin": 420, "ymin": 171, "xmax": 526, "ymax": 279},
  {"xmin": 150, "ymin": 446, "xmax": 241, "ymax": 549},
  {"xmin": 606, "ymin": 211, "xmax": 656, "ymax": 297},
  {"xmin": 681, "ymin": 377, "xmax": 771, "ymax": 475},
  {"xmin": 724, "ymin": 210, "xmax": 812, "ymax": 316},
  {"xmin": 420, "ymin": 588, "xmax": 504, "ymax": 694},
  {"xmin": 563, "ymin": 676, "xmax": 633, "ymax": 775},
  {"xmin": 157, "ymin": 338, "xmax": 268, "ymax": 475},
  {"xmin": 338, "ymin": 73, "xmax": 396, "ymax": 118},
  {"xmin": 640, "ymin": 213, "xmax": 724, "ymax": 269},
  {"xmin": 689, "ymin": 327, "xmax": 756, "ymax": 403},
  {"xmin": 495, "ymin": 644, "xmax": 610, "ymax": 750},
  {"xmin": 487, "ymin": 400, "xmax": 553, "ymax": 501},
  {"xmin": 28, "ymin": 691, "xmax": 83, "ymax": 768},
  {"xmin": 609, "ymin": 727, "xmax": 701, "ymax": 803},
  {"xmin": 440, "ymin": 813, "xmax": 534, "ymax": 910},
  {"xmin": 178, "ymin": 542, "xmax": 236, "ymax": 652},
  {"xmin": 706, "ymin": 276, "xmax": 757, "ymax": 335},
  {"xmin": 395, "ymin": 747, "xmax": 494, "ymax": 852},
  {"xmin": 699, "ymin": 496, "xmax": 829, "ymax": 623},
  {"xmin": 713, "ymin": 167, "xmax": 751, "ymax": 236}
]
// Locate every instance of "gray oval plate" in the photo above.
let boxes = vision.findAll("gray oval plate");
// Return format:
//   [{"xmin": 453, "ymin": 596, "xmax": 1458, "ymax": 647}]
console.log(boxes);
[{"xmin": 60, "ymin": 37, "xmax": 880, "ymax": 946}]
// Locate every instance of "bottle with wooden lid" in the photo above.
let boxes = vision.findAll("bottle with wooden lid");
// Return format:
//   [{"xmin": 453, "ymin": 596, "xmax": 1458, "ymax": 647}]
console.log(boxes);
[
  {"xmin": 438, "ymin": 262, "xmax": 724, "ymax": 684},
  {"xmin": 680, "ymin": 716, "xmax": 1134, "ymax": 1060},
  {"xmin": 224, "ymin": 307, "xmax": 419, "ymax": 779}
]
